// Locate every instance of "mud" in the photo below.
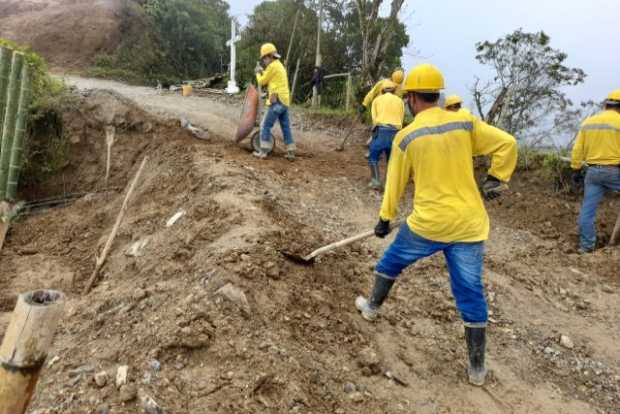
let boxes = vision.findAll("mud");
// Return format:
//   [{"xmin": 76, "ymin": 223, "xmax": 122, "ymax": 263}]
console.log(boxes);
[{"xmin": 0, "ymin": 85, "xmax": 618, "ymax": 414}]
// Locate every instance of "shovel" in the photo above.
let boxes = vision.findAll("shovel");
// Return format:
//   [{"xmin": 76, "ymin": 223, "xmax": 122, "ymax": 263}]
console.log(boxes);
[{"xmin": 282, "ymin": 221, "xmax": 403, "ymax": 266}]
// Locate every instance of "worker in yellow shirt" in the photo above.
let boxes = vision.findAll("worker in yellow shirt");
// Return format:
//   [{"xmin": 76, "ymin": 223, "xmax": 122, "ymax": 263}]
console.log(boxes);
[
  {"xmin": 359, "ymin": 69, "xmax": 405, "ymax": 112},
  {"xmin": 357, "ymin": 70, "xmax": 405, "ymax": 158},
  {"xmin": 571, "ymin": 89, "xmax": 620, "ymax": 252},
  {"xmin": 254, "ymin": 43, "xmax": 295, "ymax": 161},
  {"xmin": 368, "ymin": 80, "xmax": 404, "ymax": 190},
  {"xmin": 355, "ymin": 64, "xmax": 517, "ymax": 387}
]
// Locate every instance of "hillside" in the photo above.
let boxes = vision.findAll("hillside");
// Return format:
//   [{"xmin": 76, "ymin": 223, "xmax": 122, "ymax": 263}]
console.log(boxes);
[{"xmin": 0, "ymin": 0, "xmax": 121, "ymax": 69}]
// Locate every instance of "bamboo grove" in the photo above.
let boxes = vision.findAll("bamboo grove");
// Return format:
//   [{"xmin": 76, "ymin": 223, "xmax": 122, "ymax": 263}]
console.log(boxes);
[{"xmin": 0, "ymin": 46, "xmax": 31, "ymax": 202}]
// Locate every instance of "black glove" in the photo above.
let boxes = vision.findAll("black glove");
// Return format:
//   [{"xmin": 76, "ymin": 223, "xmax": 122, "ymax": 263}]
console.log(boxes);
[
  {"xmin": 374, "ymin": 218, "xmax": 391, "ymax": 238},
  {"xmin": 357, "ymin": 104, "xmax": 366, "ymax": 114},
  {"xmin": 571, "ymin": 169, "xmax": 584, "ymax": 187},
  {"xmin": 482, "ymin": 175, "xmax": 504, "ymax": 200}
]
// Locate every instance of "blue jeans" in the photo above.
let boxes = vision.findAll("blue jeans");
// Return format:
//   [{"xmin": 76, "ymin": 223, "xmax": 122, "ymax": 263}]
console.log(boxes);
[
  {"xmin": 376, "ymin": 224, "xmax": 487, "ymax": 324},
  {"xmin": 368, "ymin": 126, "xmax": 397, "ymax": 166},
  {"xmin": 260, "ymin": 102, "xmax": 294, "ymax": 150},
  {"xmin": 578, "ymin": 165, "xmax": 620, "ymax": 251}
]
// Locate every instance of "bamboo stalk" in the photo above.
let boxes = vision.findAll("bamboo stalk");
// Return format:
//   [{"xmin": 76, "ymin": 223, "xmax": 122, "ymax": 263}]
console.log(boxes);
[
  {"xmin": 6, "ymin": 63, "xmax": 31, "ymax": 200},
  {"xmin": 0, "ymin": 200, "xmax": 9, "ymax": 251},
  {"xmin": 0, "ymin": 47, "xmax": 13, "ymax": 154},
  {"xmin": 0, "ymin": 290, "xmax": 65, "ymax": 414},
  {"xmin": 83, "ymin": 156, "xmax": 148, "ymax": 294},
  {"xmin": 0, "ymin": 52, "xmax": 23, "ymax": 200}
]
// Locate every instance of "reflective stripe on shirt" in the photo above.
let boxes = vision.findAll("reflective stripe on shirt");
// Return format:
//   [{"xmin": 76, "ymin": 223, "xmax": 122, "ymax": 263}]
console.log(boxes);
[
  {"xmin": 580, "ymin": 123, "xmax": 620, "ymax": 133},
  {"xmin": 399, "ymin": 121, "xmax": 473, "ymax": 151}
]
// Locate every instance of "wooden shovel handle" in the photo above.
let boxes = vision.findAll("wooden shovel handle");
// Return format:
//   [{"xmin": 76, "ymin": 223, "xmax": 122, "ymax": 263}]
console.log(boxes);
[{"xmin": 307, "ymin": 220, "xmax": 404, "ymax": 260}]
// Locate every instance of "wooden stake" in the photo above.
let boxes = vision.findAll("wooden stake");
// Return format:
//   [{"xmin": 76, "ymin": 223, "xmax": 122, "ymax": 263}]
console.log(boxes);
[
  {"xmin": 610, "ymin": 211, "xmax": 620, "ymax": 246},
  {"xmin": 104, "ymin": 125, "xmax": 116, "ymax": 187},
  {"xmin": 0, "ymin": 289, "xmax": 65, "ymax": 414},
  {"xmin": 83, "ymin": 156, "xmax": 148, "ymax": 294}
]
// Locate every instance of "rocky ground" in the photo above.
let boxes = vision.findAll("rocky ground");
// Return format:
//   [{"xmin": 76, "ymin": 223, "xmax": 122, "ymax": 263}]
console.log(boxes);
[{"xmin": 0, "ymin": 83, "xmax": 618, "ymax": 414}]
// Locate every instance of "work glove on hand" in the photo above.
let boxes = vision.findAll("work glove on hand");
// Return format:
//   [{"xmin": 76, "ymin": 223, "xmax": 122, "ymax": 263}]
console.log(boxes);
[
  {"xmin": 482, "ymin": 175, "xmax": 505, "ymax": 201},
  {"xmin": 571, "ymin": 169, "xmax": 584, "ymax": 187},
  {"xmin": 254, "ymin": 64, "xmax": 263, "ymax": 74},
  {"xmin": 374, "ymin": 218, "xmax": 391, "ymax": 238},
  {"xmin": 357, "ymin": 104, "xmax": 366, "ymax": 114}
]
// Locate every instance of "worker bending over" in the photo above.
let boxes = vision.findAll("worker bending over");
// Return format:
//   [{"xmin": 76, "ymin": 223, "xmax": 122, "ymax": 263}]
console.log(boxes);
[
  {"xmin": 368, "ymin": 80, "xmax": 404, "ymax": 190},
  {"xmin": 571, "ymin": 89, "xmax": 620, "ymax": 252},
  {"xmin": 355, "ymin": 64, "xmax": 517, "ymax": 387},
  {"xmin": 254, "ymin": 43, "xmax": 295, "ymax": 161},
  {"xmin": 358, "ymin": 70, "xmax": 405, "ymax": 158},
  {"xmin": 359, "ymin": 69, "xmax": 405, "ymax": 113}
]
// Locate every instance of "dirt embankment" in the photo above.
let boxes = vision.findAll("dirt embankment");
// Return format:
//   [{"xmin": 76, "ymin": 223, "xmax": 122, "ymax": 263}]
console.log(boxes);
[
  {"xmin": 0, "ymin": 0, "xmax": 122, "ymax": 69},
  {"xmin": 0, "ymin": 88, "xmax": 619, "ymax": 414}
]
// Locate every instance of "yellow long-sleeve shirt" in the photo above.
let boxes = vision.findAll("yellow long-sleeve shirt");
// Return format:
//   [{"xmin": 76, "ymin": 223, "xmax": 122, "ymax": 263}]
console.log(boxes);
[
  {"xmin": 380, "ymin": 106, "xmax": 518, "ymax": 243},
  {"xmin": 362, "ymin": 79, "xmax": 403, "ymax": 108},
  {"xmin": 371, "ymin": 92, "xmax": 404, "ymax": 129},
  {"xmin": 571, "ymin": 110, "xmax": 620, "ymax": 169},
  {"xmin": 256, "ymin": 59, "xmax": 290, "ymax": 107}
]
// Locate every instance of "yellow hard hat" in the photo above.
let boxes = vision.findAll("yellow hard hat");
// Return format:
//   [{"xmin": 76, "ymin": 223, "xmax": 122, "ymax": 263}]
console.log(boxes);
[
  {"xmin": 391, "ymin": 69, "xmax": 404, "ymax": 85},
  {"xmin": 607, "ymin": 89, "xmax": 620, "ymax": 102},
  {"xmin": 403, "ymin": 64, "xmax": 445, "ymax": 92},
  {"xmin": 445, "ymin": 95, "xmax": 463, "ymax": 108},
  {"xmin": 260, "ymin": 43, "xmax": 278, "ymax": 58},
  {"xmin": 381, "ymin": 80, "xmax": 397, "ymax": 92}
]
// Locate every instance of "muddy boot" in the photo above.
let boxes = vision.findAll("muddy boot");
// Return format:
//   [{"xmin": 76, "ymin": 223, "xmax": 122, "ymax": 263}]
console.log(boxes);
[
  {"xmin": 355, "ymin": 274, "xmax": 395, "ymax": 321},
  {"xmin": 285, "ymin": 143, "xmax": 296, "ymax": 161},
  {"xmin": 465, "ymin": 325, "xmax": 487, "ymax": 386},
  {"xmin": 368, "ymin": 164, "xmax": 382, "ymax": 190}
]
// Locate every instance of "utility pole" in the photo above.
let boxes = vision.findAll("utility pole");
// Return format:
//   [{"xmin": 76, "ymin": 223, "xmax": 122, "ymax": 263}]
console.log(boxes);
[{"xmin": 311, "ymin": 0, "xmax": 323, "ymax": 108}]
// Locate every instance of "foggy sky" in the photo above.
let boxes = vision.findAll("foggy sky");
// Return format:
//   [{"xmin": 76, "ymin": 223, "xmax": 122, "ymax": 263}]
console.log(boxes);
[{"xmin": 229, "ymin": 0, "xmax": 619, "ymax": 109}]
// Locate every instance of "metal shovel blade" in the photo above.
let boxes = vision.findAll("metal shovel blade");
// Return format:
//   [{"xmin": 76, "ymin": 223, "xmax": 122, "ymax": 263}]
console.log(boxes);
[{"xmin": 280, "ymin": 250, "xmax": 316, "ymax": 266}]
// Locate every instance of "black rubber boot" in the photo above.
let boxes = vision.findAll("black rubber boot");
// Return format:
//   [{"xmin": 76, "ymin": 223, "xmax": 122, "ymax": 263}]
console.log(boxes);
[
  {"xmin": 368, "ymin": 164, "xmax": 382, "ymax": 190},
  {"xmin": 465, "ymin": 325, "xmax": 487, "ymax": 386},
  {"xmin": 355, "ymin": 274, "xmax": 395, "ymax": 321}
]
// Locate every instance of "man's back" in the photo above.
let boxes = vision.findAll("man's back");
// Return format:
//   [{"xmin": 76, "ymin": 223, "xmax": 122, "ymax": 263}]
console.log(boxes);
[
  {"xmin": 371, "ymin": 92, "xmax": 404, "ymax": 129},
  {"xmin": 381, "ymin": 107, "xmax": 517, "ymax": 243},
  {"xmin": 572, "ymin": 110, "xmax": 620, "ymax": 168}
]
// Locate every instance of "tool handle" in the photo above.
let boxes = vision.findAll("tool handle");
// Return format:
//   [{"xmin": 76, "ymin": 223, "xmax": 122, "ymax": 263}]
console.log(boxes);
[{"xmin": 308, "ymin": 220, "xmax": 404, "ymax": 260}]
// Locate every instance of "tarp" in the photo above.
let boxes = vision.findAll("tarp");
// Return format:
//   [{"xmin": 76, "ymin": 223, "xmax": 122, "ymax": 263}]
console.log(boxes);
[{"xmin": 235, "ymin": 84, "xmax": 259, "ymax": 142}]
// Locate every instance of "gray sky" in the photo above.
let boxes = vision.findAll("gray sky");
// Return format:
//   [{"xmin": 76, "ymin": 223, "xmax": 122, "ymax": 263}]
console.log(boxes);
[{"xmin": 229, "ymin": 0, "xmax": 619, "ymax": 109}]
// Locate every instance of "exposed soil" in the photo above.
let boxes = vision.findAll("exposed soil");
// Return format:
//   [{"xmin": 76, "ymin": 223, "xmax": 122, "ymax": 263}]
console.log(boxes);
[
  {"xmin": 0, "ymin": 0, "xmax": 121, "ymax": 69},
  {"xmin": 0, "ymin": 82, "xmax": 619, "ymax": 414}
]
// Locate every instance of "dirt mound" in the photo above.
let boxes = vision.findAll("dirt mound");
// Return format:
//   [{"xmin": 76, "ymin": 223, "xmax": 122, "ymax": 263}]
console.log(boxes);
[
  {"xmin": 0, "ymin": 89, "xmax": 619, "ymax": 413},
  {"xmin": 0, "ymin": 0, "xmax": 121, "ymax": 69}
]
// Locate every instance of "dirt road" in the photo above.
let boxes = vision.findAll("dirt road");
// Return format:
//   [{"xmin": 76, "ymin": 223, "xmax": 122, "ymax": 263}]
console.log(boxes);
[{"xmin": 0, "ymin": 80, "xmax": 618, "ymax": 413}]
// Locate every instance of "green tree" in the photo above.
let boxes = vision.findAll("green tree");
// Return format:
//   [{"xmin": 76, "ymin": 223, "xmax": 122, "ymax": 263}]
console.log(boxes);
[
  {"xmin": 94, "ymin": 0, "xmax": 231, "ymax": 84},
  {"xmin": 237, "ymin": 0, "xmax": 408, "ymax": 107},
  {"xmin": 472, "ymin": 29, "xmax": 586, "ymax": 143}
]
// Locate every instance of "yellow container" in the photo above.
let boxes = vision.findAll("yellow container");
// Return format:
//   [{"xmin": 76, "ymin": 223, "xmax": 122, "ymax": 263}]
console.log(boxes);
[{"xmin": 182, "ymin": 84, "xmax": 193, "ymax": 97}]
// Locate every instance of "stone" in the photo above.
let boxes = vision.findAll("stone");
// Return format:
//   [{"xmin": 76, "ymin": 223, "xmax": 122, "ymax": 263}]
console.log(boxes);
[
  {"xmin": 343, "ymin": 382, "xmax": 356, "ymax": 394},
  {"xmin": 68, "ymin": 365, "xmax": 95, "ymax": 377},
  {"xmin": 216, "ymin": 283, "xmax": 250, "ymax": 313},
  {"xmin": 347, "ymin": 391, "xmax": 364, "ymax": 403},
  {"xmin": 94, "ymin": 371, "xmax": 108, "ymax": 388},
  {"xmin": 116, "ymin": 365, "xmax": 129, "ymax": 388},
  {"xmin": 560, "ymin": 335, "xmax": 575, "ymax": 349},
  {"xmin": 132, "ymin": 288, "xmax": 147, "ymax": 301},
  {"xmin": 120, "ymin": 383, "xmax": 138, "ymax": 402},
  {"xmin": 139, "ymin": 389, "xmax": 163, "ymax": 414},
  {"xmin": 149, "ymin": 359, "xmax": 161, "ymax": 372},
  {"xmin": 96, "ymin": 403, "xmax": 110, "ymax": 414}
]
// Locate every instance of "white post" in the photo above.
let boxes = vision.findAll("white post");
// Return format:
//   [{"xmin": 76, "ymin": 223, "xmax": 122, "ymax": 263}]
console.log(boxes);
[{"xmin": 226, "ymin": 19, "xmax": 241, "ymax": 95}]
